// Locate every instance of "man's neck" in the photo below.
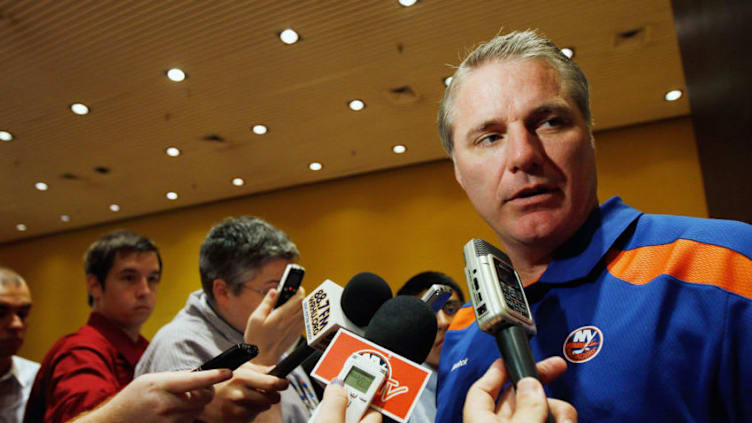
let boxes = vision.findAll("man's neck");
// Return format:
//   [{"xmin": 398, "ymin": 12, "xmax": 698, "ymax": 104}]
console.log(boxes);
[
  {"xmin": 0, "ymin": 356, "xmax": 12, "ymax": 376},
  {"xmin": 91, "ymin": 309, "xmax": 142, "ymax": 342},
  {"xmin": 505, "ymin": 247, "xmax": 553, "ymax": 285}
]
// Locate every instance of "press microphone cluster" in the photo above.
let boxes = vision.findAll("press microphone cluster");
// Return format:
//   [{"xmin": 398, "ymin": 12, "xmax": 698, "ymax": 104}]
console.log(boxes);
[
  {"xmin": 308, "ymin": 294, "xmax": 438, "ymax": 423},
  {"xmin": 463, "ymin": 238, "xmax": 553, "ymax": 423},
  {"xmin": 269, "ymin": 272, "xmax": 392, "ymax": 377}
]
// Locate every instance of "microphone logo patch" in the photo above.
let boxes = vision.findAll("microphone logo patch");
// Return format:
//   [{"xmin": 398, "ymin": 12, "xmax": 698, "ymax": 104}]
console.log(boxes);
[{"xmin": 563, "ymin": 326, "xmax": 603, "ymax": 363}]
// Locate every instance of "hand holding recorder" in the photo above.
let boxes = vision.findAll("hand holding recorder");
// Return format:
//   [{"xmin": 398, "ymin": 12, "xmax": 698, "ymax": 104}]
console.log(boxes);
[{"xmin": 244, "ymin": 267, "xmax": 307, "ymax": 366}]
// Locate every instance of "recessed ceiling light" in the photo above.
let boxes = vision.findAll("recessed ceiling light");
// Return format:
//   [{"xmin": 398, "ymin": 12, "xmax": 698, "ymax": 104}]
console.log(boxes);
[
  {"xmin": 393, "ymin": 145, "xmax": 407, "ymax": 154},
  {"xmin": 664, "ymin": 89, "xmax": 683, "ymax": 101},
  {"xmin": 109, "ymin": 204, "xmax": 120, "ymax": 212},
  {"xmin": 561, "ymin": 47, "xmax": 575, "ymax": 59},
  {"xmin": 70, "ymin": 103, "xmax": 89, "ymax": 115},
  {"xmin": 399, "ymin": 0, "xmax": 418, "ymax": 6},
  {"xmin": 252, "ymin": 125, "xmax": 268, "ymax": 135},
  {"xmin": 35, "ymin": 182, "xmax": 49, "ymax": 191},
  {"xmin": 166, "ymin": 147, "xmax": 181, "ymax": 157},
  {"xmin": 279, "ymin": 29, "xmax": 300, "ymax": 45},
  {"xmin": 60, "ymin": 215, "xmax": 70, "ymax": 222},
  {"xmin": 166, "ymin": 192, "xmax": 178, "ymax": 200},
  {"xmin": 16, "ymin": 224, "xmax": 26, "ymax": 231},
  {"xmin": 309, "ymin": 162, "xmax": 323, "ymax": 171},
  {"xmin": 0, "ymin": 130, "xmax": 13, "ymax": 142},
  {"xmin": 232, "ymin": 177, "xmax": 245, "ymax": 186},
  {"xmin": 348, "ymin": 99, "xmax": 365, "ymax": 111},
  {"xmin": 166, "ymin": 68, "xmax": 186, "ymax": 82}
]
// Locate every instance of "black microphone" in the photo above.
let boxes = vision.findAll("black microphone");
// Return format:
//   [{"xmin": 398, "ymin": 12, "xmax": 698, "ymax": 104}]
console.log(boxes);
[
  {"xmin": 364, "ymin": 295, "xmax": 438, "ymax": 364},
  {"xmin": 362, "ymin": 296, "xmax": 437, "ymax": 423},
  {"xmin": 463, "ymin": 239, "xmax": 553, "ymax": 423},
  {"xmin": 269, "ymin": 272, "xmax": 392, "ymax": 377}
]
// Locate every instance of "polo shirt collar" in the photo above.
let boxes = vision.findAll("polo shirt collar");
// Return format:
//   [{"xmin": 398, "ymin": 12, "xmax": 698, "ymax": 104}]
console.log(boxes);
[
  {"xmin": 87, "ymin": 312, "xmax": 149, "ymax": 366},
  {"xmin": 537, "ymin": 196, "xmax": 642, "ymax": 284}
]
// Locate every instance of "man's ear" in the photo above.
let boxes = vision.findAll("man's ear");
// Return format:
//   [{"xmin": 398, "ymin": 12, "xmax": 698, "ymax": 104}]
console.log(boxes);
[
  {"xmin": 86, "ymin": 274, "xmax": 103, "ymax": 304},
  {"xmin": 212, "ymin": 279, "xmax": 230, "ymax": 306},
  {"xmin": 453, "ymin": 158, "xmax": 465, "ymax": 189}
]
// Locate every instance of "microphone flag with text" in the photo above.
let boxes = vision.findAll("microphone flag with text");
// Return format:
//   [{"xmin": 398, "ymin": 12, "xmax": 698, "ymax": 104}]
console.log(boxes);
[{"xmin": 269, "ymin": 272, "xmax": 392, "ymax": 377}]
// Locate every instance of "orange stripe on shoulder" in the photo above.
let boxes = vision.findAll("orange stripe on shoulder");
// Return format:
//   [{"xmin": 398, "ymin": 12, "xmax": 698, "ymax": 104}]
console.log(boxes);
[
  {"xmin": 606, "ymin": 239, "xmax": 752, "ymax": 299},
  {"xmin": 448, "ymin": 306, "xmax": 476, "ymax": 331}
]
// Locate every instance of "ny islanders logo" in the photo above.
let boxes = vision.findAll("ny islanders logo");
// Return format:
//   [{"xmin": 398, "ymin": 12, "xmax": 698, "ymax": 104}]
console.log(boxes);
[{"xmin": 563, "ymin": 326, "xmax": 603, "ymax": 363}]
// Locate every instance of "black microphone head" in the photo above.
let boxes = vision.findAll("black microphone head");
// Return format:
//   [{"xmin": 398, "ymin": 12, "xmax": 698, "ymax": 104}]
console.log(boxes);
[
  {"xmin": 364, "ymin": 295, "xmax": 437, "ymax": 364},
  {"xmin": 341, "ymin": 272, "xmax": 392, "ymax": 327}
]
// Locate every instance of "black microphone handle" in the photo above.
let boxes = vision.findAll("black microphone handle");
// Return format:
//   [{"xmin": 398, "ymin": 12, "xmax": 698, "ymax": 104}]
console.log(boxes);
[
  {"xmin": 495, "ymin": 325, "xmax": 554, "ymax": 423},
  {"xmin": 268, "ymin": 344, "xmax": 316, "ymax": 377}
]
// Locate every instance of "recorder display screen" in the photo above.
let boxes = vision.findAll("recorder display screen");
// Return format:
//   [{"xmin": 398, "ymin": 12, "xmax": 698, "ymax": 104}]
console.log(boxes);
[
  {"xmin": 345, "ymin": 366, "xmax": 376, "ymax": 393},
  {"xmin": 492, "ymin": 256, "xmax": 518, "ymax": 288}
]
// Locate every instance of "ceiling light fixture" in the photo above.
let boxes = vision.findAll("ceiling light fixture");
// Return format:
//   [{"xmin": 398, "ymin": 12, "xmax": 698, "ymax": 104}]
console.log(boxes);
[
  {"xmin": 35, "ymin": 182, "xmax": 49, "ymax": 191},
  {"xmin": 309, "ymin": 162, "xmax": 323, "ymax": 171},
  {"xmin": 561, "ymin": 47, "xmax": 575, "ymax": 59},
  {"xmin": 252, "ymin": 125, "xmax": 268, "ymax": 135},
  {"xmin": 70, "ymin": 103, "xmax": 90, "ymax": 115},
  {"xmin": 109, "ymin": 204, "xmax": 120, "ymax": 212},
  {"xmin": 166, "ymin": 68, "xmax": 186, "ymax": 82},
  {"xmin": 166, "ymin": 192, "xmax": 178, "ymax": 200},
  {"xmin": 166, "ymin": 147, "xmax": 181, "ymax": 157},
  {"xmin": 0, "ymin": 130, "xmax": 13, "ymax": 142},
  {"xmin": 60, "ymin": 215, "xmax": 70, "ymax": 222},
  {"xmin": 279, "ymin": 29, "xmax": 300, "ymax": 45},
  {"xmin": 664, "ymin": 89, "xmax": 683, "ymax": 101},
  {"xmin": 393, "ymin": 145, "xmax": 407, "ymax": 154},
  {"xmin": 348, "ymin": 99, "xmax": 365, "ymax": 111},
  {"xmin": 443, "ymin": 76, "xmax": 453, "ymax": 87},
  {"xmin": 232, "ymin": 177, "xmax": 245, "ymax": 186},
  {"xmin": 399, "ymin": 0, "xmax": 418, "ymax": 6},
  {"xmin": 16, "ymin": 224, "xmax": 27, "ymax": 231}
]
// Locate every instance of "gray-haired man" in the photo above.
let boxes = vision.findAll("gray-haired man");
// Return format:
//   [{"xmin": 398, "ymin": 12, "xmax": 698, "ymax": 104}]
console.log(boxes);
[{"xmin": 136, "ymin": 216, "xmax": 310, "ymax": 423}]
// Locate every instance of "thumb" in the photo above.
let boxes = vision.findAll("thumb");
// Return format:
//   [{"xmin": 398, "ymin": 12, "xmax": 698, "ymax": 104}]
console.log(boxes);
[
  {"xmin": 511, "ymin": 377, "xmax": 549, "ymax": 423},
  {"xmin": 162, "ymin": 369, "xmax": 233, "ymax": 394},
  {"xmin": 314, "ymin": 381, "xmax": 348, "ymax": 423}
]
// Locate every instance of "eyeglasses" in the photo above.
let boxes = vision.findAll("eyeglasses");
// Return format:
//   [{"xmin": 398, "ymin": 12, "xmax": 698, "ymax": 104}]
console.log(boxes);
[
  {"xmin": 238, "ymin": 283, "xmax": 275, "ymax": 296},
  {"xmin": 441, "ymin": 299, "xmax": 463, "ymax": 316}
]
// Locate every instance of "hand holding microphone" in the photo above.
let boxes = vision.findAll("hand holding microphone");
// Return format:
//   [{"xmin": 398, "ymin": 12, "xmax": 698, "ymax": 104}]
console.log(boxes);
[
  {"xmin": 464, "ymin": 358, "xmax": 576, "ymax": 423},
  {"xmin": 463, "ymin": 239, "xmax": 557, "ymax": 423}
]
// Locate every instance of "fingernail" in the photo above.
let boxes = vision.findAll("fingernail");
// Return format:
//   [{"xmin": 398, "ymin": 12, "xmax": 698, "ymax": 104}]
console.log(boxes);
[
  {"xmin": 517, "ymin": 377, "xmax": 541, "ymax": 395},
  {"xmin": 331, "ymin": 378, "xmax": 344, "ymax": 386}
]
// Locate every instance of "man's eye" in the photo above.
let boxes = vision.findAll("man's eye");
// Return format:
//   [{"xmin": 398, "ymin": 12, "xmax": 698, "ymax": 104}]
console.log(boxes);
[
  {"xmin": 477, "ymin": 134, "xmax": 500, "ymax": 146},
  {"xmin": 148, "ymin": 276, "xmax": 161, "ymax": 285},
  {"xmin": 540, "ymin": 117, "xmax": 564, "ymax": 128}
]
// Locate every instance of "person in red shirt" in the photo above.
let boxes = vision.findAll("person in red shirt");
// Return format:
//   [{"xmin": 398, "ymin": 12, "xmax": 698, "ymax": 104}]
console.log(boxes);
[{"xmin": 24, "ymin": 230, "xmax": 162, "ymax": 423}]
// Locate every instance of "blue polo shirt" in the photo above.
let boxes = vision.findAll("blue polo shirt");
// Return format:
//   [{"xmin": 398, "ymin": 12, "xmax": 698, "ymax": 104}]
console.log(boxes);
[{"xmin": 436, "ymin": 197, "xmax": 752, "ymax": 422}]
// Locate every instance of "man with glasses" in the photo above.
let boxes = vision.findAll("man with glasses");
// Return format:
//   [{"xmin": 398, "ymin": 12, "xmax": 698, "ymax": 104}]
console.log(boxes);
[
  {"xmin": 396, "ymin": 271, "xmax": 465, "ymax": 423},
  {"xmin": 136, "ymin": 216, "xmax": 309, "ymax": 423}
]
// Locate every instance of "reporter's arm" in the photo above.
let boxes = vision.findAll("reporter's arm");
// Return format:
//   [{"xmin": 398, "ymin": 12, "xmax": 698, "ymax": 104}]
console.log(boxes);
[{"xmin": 72, "ymin": 369, "xmax": 232, "ymax": 423}]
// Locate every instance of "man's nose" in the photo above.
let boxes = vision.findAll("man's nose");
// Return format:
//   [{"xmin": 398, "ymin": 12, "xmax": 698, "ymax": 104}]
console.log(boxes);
[
  {"xmin": 507, "ymin": 125, "xmax": 545, "ymax": 173},
  {"xmin": 8, "ymin": 313, "xmax": 25, "ymax": 331},
  {"xmin": 436, "ymin": 310, "xmax": 451, "ymax": 330}
]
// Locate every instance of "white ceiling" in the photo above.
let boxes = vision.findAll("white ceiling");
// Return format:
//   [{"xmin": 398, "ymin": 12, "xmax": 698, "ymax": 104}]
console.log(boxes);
[{"xmin": 0, "ymin": 0, "xmax": 690, "ymax": 244}]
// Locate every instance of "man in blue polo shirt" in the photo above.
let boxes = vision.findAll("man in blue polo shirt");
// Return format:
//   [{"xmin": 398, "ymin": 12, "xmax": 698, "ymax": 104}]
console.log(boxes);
[{"xmin": 435, "ymin": 29, "xmax": 752, "ymax": 422}]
